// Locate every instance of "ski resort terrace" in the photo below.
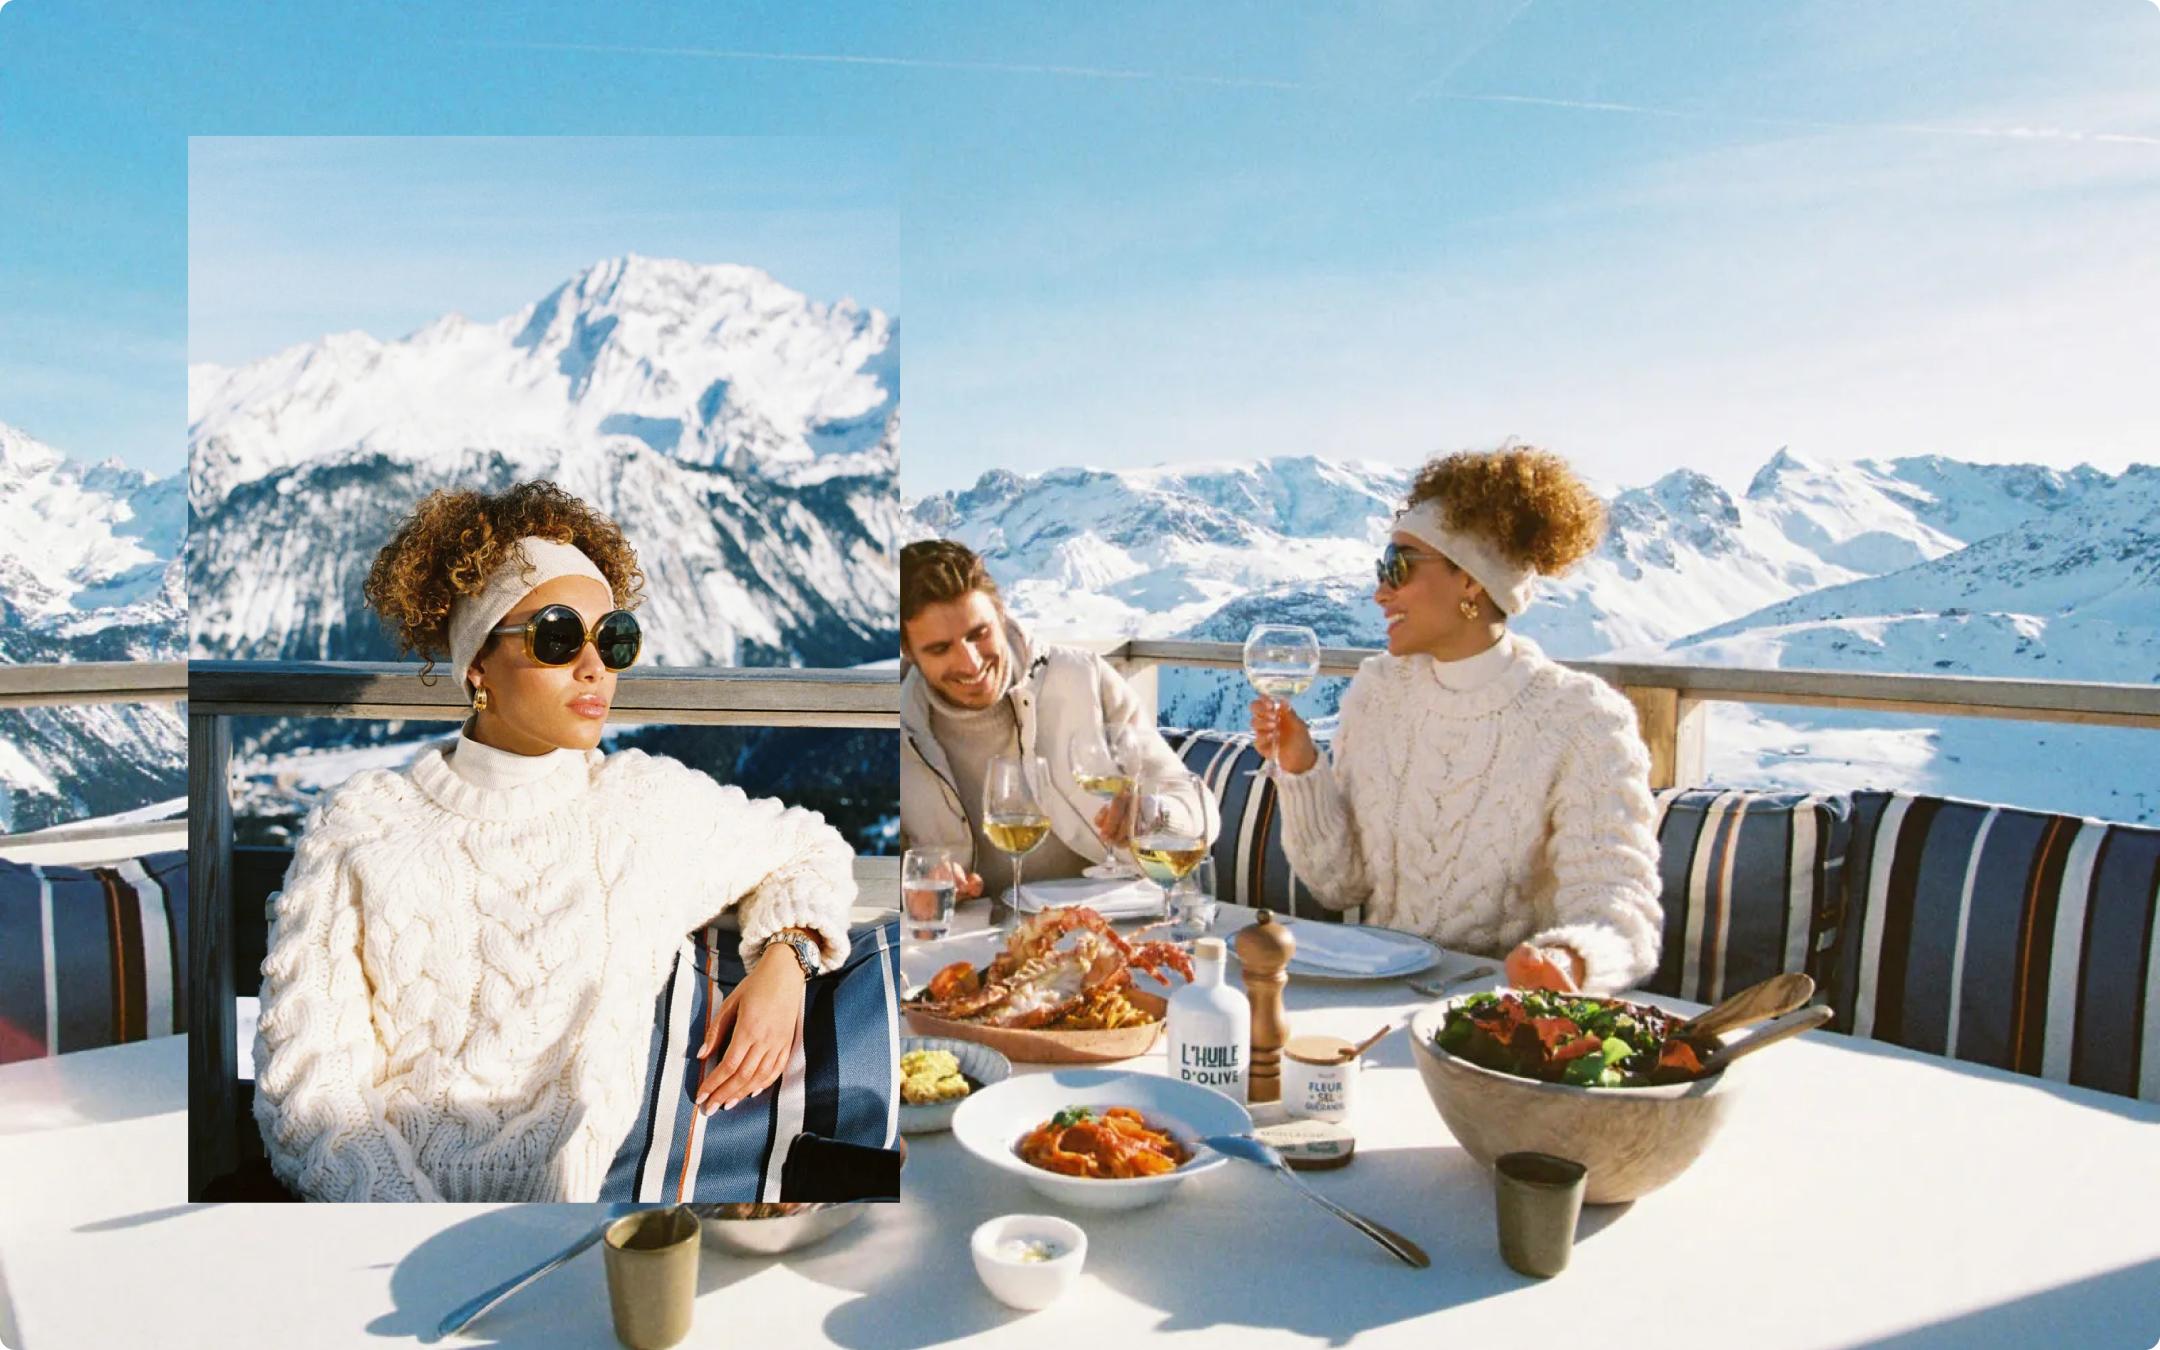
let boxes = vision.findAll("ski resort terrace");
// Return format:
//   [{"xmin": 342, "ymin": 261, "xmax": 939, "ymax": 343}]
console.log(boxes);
[{"xmin": 1089, "ymin": 637, "xmax": 2160, "ymax": 790}]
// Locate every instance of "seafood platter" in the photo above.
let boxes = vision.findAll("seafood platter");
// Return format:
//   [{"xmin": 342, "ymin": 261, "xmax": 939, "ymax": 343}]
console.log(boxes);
[{"xmin": 903, "ymin": 908, "xmax": 1194, "ymax": 1063}]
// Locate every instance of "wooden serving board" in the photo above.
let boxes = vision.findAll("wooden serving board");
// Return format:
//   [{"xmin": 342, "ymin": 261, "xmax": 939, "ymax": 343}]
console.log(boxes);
[{"xmin": 903, "ymin": 990, "xmax": 1168, "ymax": 1064}]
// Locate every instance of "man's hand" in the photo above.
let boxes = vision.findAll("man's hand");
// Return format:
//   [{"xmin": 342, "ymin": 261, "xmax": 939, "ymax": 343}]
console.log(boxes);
[
  {"xmin": 1093, "ymin": 790, "xmax": 1134, "ymax": 848},
  {"xmin": 694, "ymin": 949, "xmax": 809, "ymax": 1115},
  {"xmin": 933, "ymin": 860, "xmax": 985, "ymax": 901}
]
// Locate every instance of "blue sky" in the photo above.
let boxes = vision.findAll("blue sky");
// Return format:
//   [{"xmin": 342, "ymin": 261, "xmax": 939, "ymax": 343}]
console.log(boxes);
[
  {"xmin": 188, "ymin": 137, "xmax": 899, "ymax": 368},
  {"xmin": 2, "ymin": 1, "xmax": 2155, "ymax": 488}
]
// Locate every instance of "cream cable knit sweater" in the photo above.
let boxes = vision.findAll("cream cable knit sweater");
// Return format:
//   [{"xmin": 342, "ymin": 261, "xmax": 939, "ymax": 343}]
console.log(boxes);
[
  {"xmin": 1275, "ymin": 634, "xmax": 1663, "ymax": 993},
  {"xmin": 252, "ymin": 737, "xmax": 857, "ymax": 1202}
]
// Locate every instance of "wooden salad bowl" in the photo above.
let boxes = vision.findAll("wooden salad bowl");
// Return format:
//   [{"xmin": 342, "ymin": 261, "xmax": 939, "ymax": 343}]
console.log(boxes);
[
  {"xmin": 904, "ymin": 990, "xmax": 1168, "ymax": 1065},
  {"xmin": 1408, "ymin": 997, "xmax": 1741, "ymax": 1204}
]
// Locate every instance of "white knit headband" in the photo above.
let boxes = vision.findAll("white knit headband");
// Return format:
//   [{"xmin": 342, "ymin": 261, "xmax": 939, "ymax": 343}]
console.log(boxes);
[
  {"xmin": 1391, "ymin": 499, "xmax": 1537, "ymax": 616},
  {"xmin": 446, "ymin": 536, "xmax": 613, "ymax": 691}
]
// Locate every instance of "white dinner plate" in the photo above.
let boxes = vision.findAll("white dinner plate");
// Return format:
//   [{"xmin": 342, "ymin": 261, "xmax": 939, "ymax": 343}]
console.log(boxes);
[{"xmin": 1281, "ymin": 920, "xmax": 1440, "ymax": 980}]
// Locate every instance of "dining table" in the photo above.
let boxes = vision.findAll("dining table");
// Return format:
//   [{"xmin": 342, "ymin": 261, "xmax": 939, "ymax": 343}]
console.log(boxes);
[{"xmin": 1, "ymin": 900, "xmax": 2156, "ymax": 1349}]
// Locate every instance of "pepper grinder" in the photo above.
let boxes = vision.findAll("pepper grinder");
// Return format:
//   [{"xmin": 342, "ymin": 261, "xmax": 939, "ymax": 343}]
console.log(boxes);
[{"xmin": 1234, "ymin": 910, "xmax": 1296, "ymax": 1103}]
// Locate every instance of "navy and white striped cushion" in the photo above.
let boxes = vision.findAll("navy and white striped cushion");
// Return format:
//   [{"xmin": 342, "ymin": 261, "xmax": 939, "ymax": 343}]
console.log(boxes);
[
  {"xmin": 1641, "ymin": 789, "xmax": 1850, "ymax": 1004},
  {"xmin": 602, "ymin": 918, "xmax": 902, "ymax": 1202},
  {"xmin": 1170, "ymin": 729, "xmax": 1355, "ymax": 924},
  {"xmin": 0, "ymin": 851, "xmax": 188, "ymax": 1064},
  {"xmin": 1834, "ymin": 791, "xmax": 2160, "ymax": 1102}
]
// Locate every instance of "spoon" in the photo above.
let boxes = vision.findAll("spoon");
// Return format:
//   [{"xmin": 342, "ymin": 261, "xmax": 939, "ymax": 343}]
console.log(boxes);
[
  {"xmin": 1201, "ymin": 1134, "xmax": 1430, "ymax": 1268},
  {"xmin": 1671, "ymin": 973, "xmax": 1815, "ymax": 1045},
  {"xmin": 436, "ymin": 1202, "xmax": 653, "ymax": 1340},
  {"xmin": 1695, "ymin": 1004, "xmax": 1834, "ymax": 1075}
]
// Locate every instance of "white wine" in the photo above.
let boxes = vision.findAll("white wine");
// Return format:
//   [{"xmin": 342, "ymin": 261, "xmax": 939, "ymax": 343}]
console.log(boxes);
[
  {"xmin": 1074, "ymin": 772, "xmax": 1135, "ymax": 800},
  {"xmin": 984, "ymin": 813, "xmax": 1051, "ymax": 855},
  {"xmin": 1248, "ymin": 671, "xmax": 1314, "ymax": 700},
  {"xmin": 1131, "ymin": 832, "xmax": 1207, "ymax": 886}
]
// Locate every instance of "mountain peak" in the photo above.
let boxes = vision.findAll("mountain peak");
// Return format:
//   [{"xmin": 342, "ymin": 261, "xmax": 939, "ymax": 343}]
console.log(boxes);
[{"xmin": 1746, "ymin": 445, "xmax": 1827, "ymax": 499}]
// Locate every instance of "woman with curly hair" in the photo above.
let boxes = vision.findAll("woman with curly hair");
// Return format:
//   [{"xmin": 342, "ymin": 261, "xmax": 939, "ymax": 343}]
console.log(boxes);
[
  {"xmin": 1251, "ymin": 447, "xmax": 1662, "ymax": 994},
  {"xmin": 252, "ymin": 481, "xmax": 855, "ymax": 1202}
]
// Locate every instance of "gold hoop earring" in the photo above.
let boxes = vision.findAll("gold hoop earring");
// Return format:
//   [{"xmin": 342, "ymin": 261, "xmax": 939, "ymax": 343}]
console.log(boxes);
[
  {"xmin": 472, "ymin": 686, "xmax": 489, "ymax": 714},
  {"xmin": 1459, "ymin": 598, "xmax": 1479, "ymax": 621}
]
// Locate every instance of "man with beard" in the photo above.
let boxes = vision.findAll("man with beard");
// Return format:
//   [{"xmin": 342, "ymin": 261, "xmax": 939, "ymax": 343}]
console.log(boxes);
[{"xmin": 899, "ymin": 539, "xmax": 1218, "ymax": 905}]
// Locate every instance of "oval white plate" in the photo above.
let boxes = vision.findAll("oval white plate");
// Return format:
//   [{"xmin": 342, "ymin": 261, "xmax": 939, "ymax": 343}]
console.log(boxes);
[
  {"xmin": 950, "ymin": 1068, "xmax": 1252, "ymax": 1212},
  {"xmin": 1281, "ymin": 921, "xmax": 1440, "ymax": 981}
]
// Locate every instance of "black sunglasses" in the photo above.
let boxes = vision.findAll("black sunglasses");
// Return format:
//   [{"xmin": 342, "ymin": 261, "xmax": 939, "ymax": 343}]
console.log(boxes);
[
  {"xmin": 489, "ymin": 604, "xmax": 642, "ymax": 670},
  {"xmin": 1375, "ymin": 542, "xmax": 1447, "ymax": 590}
]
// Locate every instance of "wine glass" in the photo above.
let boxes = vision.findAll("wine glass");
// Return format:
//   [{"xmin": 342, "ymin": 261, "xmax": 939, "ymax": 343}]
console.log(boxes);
[
  {"xmin": 901, "ymin": 846, "xmax": 960, "ymax": 942},
  {"xmin": 1127, "ymin": 771, "xmax": 1211, "ymax": 920},
  {"xmin": 1169, "ymin": 856, "xmax": 1219, "ymax": 942},
  {"xmin": 1244, "ymin": 623, "xmax": 1321, "ymax": 777},
  {"xmin": 983, "ymin": 754, "xmax": 1052, "ymax": 928},
  {"xmin": 1068, "ymin": 728, "xmax": 1141, "ymax": 879}
]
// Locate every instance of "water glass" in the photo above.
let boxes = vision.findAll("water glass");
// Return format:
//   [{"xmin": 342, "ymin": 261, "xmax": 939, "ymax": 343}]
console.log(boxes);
[
  {"xmin": 901, "ymin": 846, "xmax": 960, "ymax": 941},
  {"xmin": 1170, "ymin": 856, "xmax": 1219, "ymax": 940}
]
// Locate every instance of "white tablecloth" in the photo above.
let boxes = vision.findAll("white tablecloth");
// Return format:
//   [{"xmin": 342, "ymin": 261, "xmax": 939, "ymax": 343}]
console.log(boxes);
[{"xmin": 2, "ymin": 906, "xmax": 2156, "ymax": 1349}]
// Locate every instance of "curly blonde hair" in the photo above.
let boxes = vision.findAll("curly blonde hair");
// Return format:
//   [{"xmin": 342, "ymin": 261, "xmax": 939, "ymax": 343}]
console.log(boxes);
[
  {"xmin": 362, "ymin": 481, "xmax": 646, "ymax": 680},
  {"xmin": 1406, "ymin": 445, "xmax": 1605, "ymax": 577}
]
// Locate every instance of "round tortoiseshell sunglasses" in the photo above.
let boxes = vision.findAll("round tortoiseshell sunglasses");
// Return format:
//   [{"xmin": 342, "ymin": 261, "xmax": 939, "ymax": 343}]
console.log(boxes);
[{"xmin": 488, "ymin": 604, "xmax": 642, "ymax": 670}]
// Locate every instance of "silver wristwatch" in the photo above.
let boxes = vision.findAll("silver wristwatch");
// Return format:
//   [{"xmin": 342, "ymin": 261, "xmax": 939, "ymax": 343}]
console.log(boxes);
[{"xmin": 772, "ymin": 929, "xmax": 822, "ymax": 978}]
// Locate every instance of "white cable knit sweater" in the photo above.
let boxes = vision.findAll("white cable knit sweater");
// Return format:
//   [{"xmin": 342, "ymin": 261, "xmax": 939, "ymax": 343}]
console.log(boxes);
[
  {"xmin": 1275, "ymin": 633, "xmax": 1663, "ymax": 993},
  {"xmin": 251, "ymin": 735, "xmax": 857, "ymax": 1203}
]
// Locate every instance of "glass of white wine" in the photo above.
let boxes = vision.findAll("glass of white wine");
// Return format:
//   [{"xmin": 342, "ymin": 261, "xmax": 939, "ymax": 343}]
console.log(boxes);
[
  {"xmin": 1127, "ymin": 771, "xmax": 1211, "ymax": 919},
  {"xmin": 1069, "ymin": 728, "xmax": 1141, "ymax": 879},
  {"xmin": 1243, "ymin": 623, "xmax": 1321, "ymax": 778},
  {"xmin": 983, "ymin": 754, "xmax": 1052, "ymax": 926}
]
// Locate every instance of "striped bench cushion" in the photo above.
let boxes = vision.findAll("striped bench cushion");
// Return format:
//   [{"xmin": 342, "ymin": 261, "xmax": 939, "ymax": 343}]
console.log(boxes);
[
  {"xmin": 1834, "ymin": 790, "xmax": 2160, "ymax": 1102},
  {"xmin": 0, "ymin": 850, "xmax": 188, "ymax": 1064},
  {"xmin": 1170, "ymin": 729, "xmax": 1355, "ymax": 924},
  {"xmin": 1641, "ymin": 789, "xmax": 1851, "ymax": 1004},
  {"xmin": 602, "ymin": 918, "xmax": 902, "ymax": 1202}
]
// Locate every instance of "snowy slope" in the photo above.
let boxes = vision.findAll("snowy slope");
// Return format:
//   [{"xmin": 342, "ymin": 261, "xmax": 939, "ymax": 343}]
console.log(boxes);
[{"xmin": 0, "ymin": 422, "xmax": 187, "ymax": 833}]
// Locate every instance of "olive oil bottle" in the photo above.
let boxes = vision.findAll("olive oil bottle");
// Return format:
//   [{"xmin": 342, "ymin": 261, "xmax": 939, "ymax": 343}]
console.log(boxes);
[{"xmin": 1166, "ymin": 937, "xmax": 1250, "ymax": 1103}]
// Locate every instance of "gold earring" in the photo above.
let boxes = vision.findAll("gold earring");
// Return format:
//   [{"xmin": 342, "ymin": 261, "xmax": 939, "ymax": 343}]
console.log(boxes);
[
  {"xmin": 472, "ymin": 686, "xmax": 489, "ymax": 714},
  {"xmin": 1459, "ymin": 598, "xmax": 1479, "ymax": 621}
]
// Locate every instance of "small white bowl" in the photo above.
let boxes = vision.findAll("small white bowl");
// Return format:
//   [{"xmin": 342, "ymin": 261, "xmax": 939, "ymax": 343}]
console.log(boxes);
[
  {"xmin": 900, "ymin": 1037, "xmax": 1012, "ymax": 1135},
  {"xmin": 949, "ymin": 1068, "xmax": 1251, "ymax": 1212},
  {"xmin": 970, "ymin": 1214, "xmax": 1087, "ymax": 1311}
]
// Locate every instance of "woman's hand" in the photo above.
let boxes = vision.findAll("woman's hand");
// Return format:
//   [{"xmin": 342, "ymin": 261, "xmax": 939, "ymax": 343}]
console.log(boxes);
[
  {"xmin": 1505, "ymin": 942, "xmax": 1585, "ymax": 993},
  {"xmin": 1249, "ymin": 697, "xmax": 1319, "ymax": 775},
  {"xmin": 693, "ymin": 949, "xmax": 809, "ymax": 1115}
]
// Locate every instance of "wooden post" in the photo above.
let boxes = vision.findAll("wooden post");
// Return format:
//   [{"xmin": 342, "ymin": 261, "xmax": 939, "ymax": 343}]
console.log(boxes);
[
  {"xmin": 1620, "ymin": 685, "xmax": 1707, "ymax": 790},
  {"xmin": 188, "ymin": 711, "xmax": 236, "ymax": 1197}
]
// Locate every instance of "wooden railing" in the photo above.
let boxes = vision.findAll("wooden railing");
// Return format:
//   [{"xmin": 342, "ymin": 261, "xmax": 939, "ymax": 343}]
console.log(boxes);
[
  {"xmin": 187, "ymin": 661, "xmax": 899, "ymax": 1196},
  {"xmin": 0, "ymin": 661, "xmax": 188, "ymax": 859},
  {"xmin": 1098, "ymin": 638, "xmax": 2160, "ymax": 789}
]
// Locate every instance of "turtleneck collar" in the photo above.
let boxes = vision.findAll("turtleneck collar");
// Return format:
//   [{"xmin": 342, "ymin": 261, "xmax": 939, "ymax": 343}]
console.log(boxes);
[
  {"xmin": 408, "ymin": 731, "xmax": 595, "ymax": 821},
  {"xmin": 1426, "ymin": 630, "xmax": 1521, "ymax": 692}
]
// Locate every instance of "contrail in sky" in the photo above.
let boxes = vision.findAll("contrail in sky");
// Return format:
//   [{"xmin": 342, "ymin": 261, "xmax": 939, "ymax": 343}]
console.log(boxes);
[{"xmin": 482, "ymin": 38, "xmax": 2160, "ymax": 148}]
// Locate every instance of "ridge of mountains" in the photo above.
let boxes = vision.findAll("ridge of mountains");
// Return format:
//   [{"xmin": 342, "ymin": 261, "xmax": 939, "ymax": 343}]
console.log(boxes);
[{"xmin": 909, "ymin": 447, "xmax": 2158, "ymax": 822}]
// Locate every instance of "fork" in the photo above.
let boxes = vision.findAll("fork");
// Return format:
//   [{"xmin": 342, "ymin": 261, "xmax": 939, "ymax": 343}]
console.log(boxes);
[{"xmin": 1405, "ymin": 963, "xmax": 1497, "ymax": 999}]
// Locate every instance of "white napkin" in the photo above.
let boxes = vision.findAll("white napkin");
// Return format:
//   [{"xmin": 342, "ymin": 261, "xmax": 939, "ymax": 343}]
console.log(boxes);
[
  {"xmin": 1287, "ymin": 923, "xmax": 1423, "ymax": 974},
  {"xmin": 1004, "ymin": 875, "xmax": 1165, "ymax": 919}
]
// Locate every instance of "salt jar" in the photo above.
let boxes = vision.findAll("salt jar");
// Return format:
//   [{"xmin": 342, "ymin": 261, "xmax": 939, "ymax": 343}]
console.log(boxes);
[{"xmin": 1281, "ymin": 1034, "xmax": 1358, "ymax": 1124}]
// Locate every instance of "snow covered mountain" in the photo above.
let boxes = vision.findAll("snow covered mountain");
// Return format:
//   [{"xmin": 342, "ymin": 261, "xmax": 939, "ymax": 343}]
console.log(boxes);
[
  {"xmin": 190, "ymin": 254, "xmax": 897, "ymax": 511},
  {"xmin": 188, "ymin": 258, "xmax": 901, "ymax": 847},
  {"xmin": 910, "ymin": 448, "xmax": 2153, "ymax": 820},
  {"xmin": 0, "ymin": 422, "xmax": 186, "ymax": 833}
]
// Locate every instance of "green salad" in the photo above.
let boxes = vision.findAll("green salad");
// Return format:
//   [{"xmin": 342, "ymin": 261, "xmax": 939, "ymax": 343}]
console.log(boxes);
[{"xmin": 1434, "ymin": 990, "xmax": 1701, "ymax": 1087}]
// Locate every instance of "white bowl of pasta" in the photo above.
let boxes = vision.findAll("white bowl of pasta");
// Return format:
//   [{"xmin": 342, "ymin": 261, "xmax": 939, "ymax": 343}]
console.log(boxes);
[{"xmin": 950, "ymin": 1069, "xmax": 1252, "ymax": 1212}]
